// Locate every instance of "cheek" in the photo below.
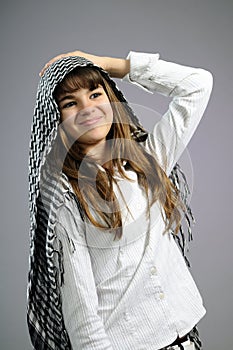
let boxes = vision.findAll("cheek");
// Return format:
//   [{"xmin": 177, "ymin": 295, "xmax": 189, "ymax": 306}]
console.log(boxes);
[
  {"xmin": 59, "ymin": 114, "xmax": 78, "ymax": 140},
  {"xmin": 59, "ymin": 110, "xmax": 74, "ymax": 123},
  {"xmin": 103, "ymin": 104, "xmax": 114, "ymax": 123}
]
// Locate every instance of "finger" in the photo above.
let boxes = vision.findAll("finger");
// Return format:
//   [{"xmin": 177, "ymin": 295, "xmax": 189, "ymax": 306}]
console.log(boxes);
[
  {"xmin": 39, "ymin": 55, "xmax": 66, "ymax": 76},
  {"xmin": 39, "ymin": 62, "xmax": 50, "ymax": 77},
  {"xmin": 39, "ymin": 66, "xmax": 47, "ymax": 77}
]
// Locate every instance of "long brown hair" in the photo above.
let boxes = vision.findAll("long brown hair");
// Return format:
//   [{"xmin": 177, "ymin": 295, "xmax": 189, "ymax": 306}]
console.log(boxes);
[{"xmin": 51, "ymin": 66, "xmax": 184, "ymax": 239}]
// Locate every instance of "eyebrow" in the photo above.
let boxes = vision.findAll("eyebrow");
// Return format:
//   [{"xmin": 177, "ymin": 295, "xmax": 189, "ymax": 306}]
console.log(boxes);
[{"xmin": 57, "ymin": 85, "xmax": 102, "ymax": 104}]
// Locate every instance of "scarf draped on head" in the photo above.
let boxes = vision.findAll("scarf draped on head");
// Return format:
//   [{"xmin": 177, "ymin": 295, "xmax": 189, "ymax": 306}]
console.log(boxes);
[{"xmin": 27, "ymin": 56, "xmax": 196, "ymax": 349}]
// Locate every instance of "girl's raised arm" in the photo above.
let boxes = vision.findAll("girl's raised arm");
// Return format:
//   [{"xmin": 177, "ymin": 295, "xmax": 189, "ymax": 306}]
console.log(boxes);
[{"xmin": 122, "ymin": 51, "xmax": 213, "ymax": 175}]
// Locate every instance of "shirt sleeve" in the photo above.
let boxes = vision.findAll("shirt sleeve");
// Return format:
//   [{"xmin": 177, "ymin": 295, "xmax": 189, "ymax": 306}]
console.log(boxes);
[
  {"xmin": 122, "ymin": 51, "xmax": 213, "ymax": 175},
  {"xmin": 55, "ymin": 192, "xmax": 113, "ymax": 350}
]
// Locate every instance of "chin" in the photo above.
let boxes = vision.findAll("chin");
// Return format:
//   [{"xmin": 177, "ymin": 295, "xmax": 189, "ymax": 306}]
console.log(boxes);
[{"xmin": 80, "ymin": 126, "xmax": 111, "ymax": 143}]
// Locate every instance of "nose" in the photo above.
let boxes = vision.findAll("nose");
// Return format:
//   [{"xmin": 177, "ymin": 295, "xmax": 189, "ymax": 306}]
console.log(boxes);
[
  {"xmin": 78, "ymin": 97, "xmax": 97, "ymax": 116},
  {"xmin": 79, "ymin": 105, "xmax": 96, "ymax": 118}
]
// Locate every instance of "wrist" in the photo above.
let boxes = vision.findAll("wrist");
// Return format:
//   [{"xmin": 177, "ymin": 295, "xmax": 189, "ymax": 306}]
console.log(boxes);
[{"xmin": 105, "ymin": 57, "xmax": 130, "ymax": 79}]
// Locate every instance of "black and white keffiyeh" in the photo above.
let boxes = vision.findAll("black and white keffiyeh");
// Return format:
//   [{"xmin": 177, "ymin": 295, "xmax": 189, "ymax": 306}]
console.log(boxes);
[{"xmin": 27, "ymin": 56, "xmax": 199, "ymax": 349}]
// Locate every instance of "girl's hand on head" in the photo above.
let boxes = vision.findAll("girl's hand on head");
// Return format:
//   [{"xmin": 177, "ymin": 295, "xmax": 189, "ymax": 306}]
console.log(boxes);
[
  {"xmin": 39, "ymin": 50, "xmax": 129, "ymax": 79},
  {"xmin": 39, "ymin": 50, "xmax": 109, "ymax": 77}
]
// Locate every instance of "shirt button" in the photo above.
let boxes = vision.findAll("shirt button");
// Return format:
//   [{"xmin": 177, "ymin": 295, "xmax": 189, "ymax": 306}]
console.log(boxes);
[
  {"xmin": 150, "ymin": 266, "xmax": 157, "ymax": 275},
  {"xmin": 159, "ymin": 292, "xmax": 165, "ymax": 300},
  {"xmin": 124, "ymin": 312, "xmax": 130, "ymax": 321}
]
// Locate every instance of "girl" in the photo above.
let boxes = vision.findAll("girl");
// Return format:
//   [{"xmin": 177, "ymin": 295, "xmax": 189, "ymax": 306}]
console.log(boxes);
[{"xmin": 27, "ymin": 50, "xmax": 213, "ymax": 350}]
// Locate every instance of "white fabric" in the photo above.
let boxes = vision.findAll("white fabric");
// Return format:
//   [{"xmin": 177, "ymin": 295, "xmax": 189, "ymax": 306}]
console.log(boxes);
[
  {"xmin": 54, "ymin": 51, "xmax": 213, "ymax": 350},
  {"xmin": 172, "ymin": 340, "xmax": 195, "ymax": 350}
]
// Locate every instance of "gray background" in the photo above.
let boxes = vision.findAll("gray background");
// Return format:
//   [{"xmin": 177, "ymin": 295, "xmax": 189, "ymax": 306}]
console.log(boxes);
[{"xmin": 1, "ymin": 0, "xmax": 232, "ymax": 349}]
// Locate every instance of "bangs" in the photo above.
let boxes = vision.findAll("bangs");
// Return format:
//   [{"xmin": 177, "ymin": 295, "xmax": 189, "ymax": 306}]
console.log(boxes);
[{"xmin": 53, "ymin": 66, "xmax": 106, "ymax": 101}]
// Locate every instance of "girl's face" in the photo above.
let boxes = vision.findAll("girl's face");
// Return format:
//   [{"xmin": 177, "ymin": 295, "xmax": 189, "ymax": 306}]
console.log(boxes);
[{"xmin": 57, "ymin": 85, "xmax": 113, "ymax": 152}]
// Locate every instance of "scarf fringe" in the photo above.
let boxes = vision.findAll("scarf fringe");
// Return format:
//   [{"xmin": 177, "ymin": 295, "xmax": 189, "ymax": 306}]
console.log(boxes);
[{"xmin": 169, "ymin": 163, "xmax": 196, "ymax": 268}]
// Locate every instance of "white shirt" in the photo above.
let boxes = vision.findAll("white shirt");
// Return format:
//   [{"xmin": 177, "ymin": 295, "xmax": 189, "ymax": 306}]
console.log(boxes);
[{"xmin": 54, "ymin": 51, "xmax": 213, "ymax": 350}]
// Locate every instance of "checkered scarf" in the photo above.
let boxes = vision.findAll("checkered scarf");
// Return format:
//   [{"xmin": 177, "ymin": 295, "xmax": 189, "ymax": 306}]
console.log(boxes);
[{"xmin": 27, "ymin": 56, "xmax": 200, "ymax": 349}]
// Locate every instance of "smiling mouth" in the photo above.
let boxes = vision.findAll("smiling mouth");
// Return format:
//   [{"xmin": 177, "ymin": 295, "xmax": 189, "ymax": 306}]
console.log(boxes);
[{"xmin": 78, "ymin": 116, "xmax": 103, "ymax": 126}]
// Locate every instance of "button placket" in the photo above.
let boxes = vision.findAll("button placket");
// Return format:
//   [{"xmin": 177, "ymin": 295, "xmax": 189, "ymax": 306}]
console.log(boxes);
[
  {"xmin": 117, "ymin": 247, "xmax": 124, "ymax": 268},
  {"xmin": 144, "ymin": 264, "xmax": 166, "ymax": 300}
]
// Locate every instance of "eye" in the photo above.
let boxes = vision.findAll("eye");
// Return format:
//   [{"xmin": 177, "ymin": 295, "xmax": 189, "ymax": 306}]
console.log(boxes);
[
  {"xmin": 62, "ymin": 101, "xmax": 76, "ymax": 109},
  {"xmin": 90, "ymin": 92, "xmax": 101, "ymax": 99}
]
